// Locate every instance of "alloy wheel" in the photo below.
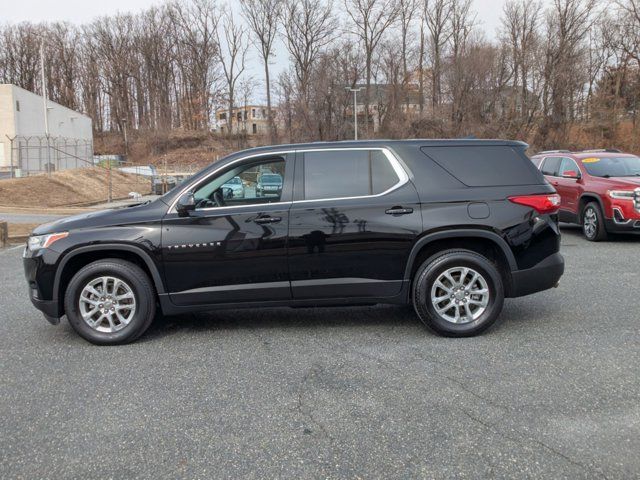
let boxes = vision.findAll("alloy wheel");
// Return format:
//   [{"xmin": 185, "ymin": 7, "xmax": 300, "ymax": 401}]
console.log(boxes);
[
  {"xmin": 78, "ymin": 276, "xmax": 137, "ymax": 333},
  {"xmin": 583, "ymin": 207, "xmax": 597, "ymax": 238},
  {"xmin": 430, "ymin": 267, "xmax": 490, "ymax": 324}
]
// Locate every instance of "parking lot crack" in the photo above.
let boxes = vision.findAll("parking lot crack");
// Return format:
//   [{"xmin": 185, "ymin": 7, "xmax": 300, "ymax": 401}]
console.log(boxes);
[
  {"xmin": 295, "ymin": 364, "xmax": 334, "ymax": 442},
  {"xmin": 458, "ymin": 409, "xmax": 610, "ymax": 480}
]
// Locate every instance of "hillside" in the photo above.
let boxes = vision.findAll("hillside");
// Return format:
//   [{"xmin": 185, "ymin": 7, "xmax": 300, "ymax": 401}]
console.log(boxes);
[
  {"xmin": 0, "ymin": 168, "xmax": 151, "ymax": 208},
  {"xmin": 93, "ymin": 130, "xmax": 268, "ymax": 169}
]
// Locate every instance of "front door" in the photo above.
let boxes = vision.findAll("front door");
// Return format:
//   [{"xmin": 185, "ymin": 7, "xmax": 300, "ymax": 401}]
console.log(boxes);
[
  {"xmin": 556, "ymin": 157, "xmax": 582, "ymax": 215},
  {"xmin": 162, "ymin": 155, "xmax": 293, "ymax": 306},
  {"xmin": 287, "ymin": 148, "xmax": 421, "ymax": 299}
]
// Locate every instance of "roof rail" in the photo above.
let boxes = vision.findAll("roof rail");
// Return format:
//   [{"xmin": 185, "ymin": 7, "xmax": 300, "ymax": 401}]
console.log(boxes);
[
  {"xmin": 534, "ymin": 150, "xmax": 571, "ymax": 155},
  {"xmin": 578, "ymin": 148, "xmax": 622, "ymax": 153}
]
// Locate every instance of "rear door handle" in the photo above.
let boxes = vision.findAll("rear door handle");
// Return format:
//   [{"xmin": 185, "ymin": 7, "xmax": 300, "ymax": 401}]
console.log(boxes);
[
  {"xmin": 385, "ymin": 207, "xmax": 414, "ymax": 215},
  {"xmin": 254, "ymin": 216, "xmax": 282, "ymax": 224}
]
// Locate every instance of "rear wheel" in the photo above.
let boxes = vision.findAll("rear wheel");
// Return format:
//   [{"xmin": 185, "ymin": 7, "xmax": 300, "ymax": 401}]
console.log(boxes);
[
  {"xmin": 582, "ymin": 202, "xmax": 608, "ymax": 242},
  {"xmin": 64, "ymin": 259, "xmax": 156, "ymax": 345},
  {"xmin": 412, "ymin": 249, "xmax": 505, "ymax": 337}
]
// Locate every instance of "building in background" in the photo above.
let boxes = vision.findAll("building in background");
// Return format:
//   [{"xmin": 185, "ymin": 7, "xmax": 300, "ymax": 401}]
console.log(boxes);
[
  {"xmin": 213, "ymin": 105, "xmax": 276, "ymax": 136},
  {"xmin": 0, "ymin": 84, "xmax": 93, "ymax": 177},
  {"xmin": 346, "ymin": 84, "xmax": 424, "ymax": 133}
]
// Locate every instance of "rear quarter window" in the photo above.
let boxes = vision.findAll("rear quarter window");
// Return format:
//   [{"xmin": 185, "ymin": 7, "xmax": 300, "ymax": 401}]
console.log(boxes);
[{"xmin": 420, "ymin": 146, "xmax": 544, "ymax": 187}]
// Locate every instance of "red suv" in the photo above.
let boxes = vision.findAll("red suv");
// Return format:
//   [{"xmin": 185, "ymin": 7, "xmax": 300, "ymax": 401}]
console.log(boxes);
[{"xmin": 530, "ymin": 149, "xmax": 640, "ymax": 241}]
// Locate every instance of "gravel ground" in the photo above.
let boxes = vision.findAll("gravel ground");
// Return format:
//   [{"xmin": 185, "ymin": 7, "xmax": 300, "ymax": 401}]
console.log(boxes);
[{"xmin": 0, "ymin": 226, "xmax": 639, "ymax": 479}]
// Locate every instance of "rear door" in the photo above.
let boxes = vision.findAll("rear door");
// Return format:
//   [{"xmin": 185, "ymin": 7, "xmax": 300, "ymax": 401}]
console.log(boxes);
[{"xmin": 287, "ymin": 148, "xmax": 421, "ymax": 300}]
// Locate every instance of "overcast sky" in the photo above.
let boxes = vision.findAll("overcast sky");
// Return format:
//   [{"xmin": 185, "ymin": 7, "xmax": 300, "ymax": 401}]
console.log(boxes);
[
  {"xmin": 2, "ymin": 0, "xmax": 532, "ymax": 31},
  {"xmin": 3, "ymin": 0, "xmax": 554, "ymax": 102}
]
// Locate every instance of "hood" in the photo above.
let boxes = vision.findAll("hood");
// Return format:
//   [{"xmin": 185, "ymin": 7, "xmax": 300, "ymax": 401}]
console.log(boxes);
[
  {"xmin": 32, "ymin": 199, "xmax": 168, "ymax": 236},
  {"xmin": 603, "ymin": 177, "xmax": 640, "ymax": 189}
]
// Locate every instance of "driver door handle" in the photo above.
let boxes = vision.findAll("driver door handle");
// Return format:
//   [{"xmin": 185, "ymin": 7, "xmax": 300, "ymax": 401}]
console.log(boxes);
[{"xmin": 254, "ymin": 216, "xmax": 282, "ymax": 224}]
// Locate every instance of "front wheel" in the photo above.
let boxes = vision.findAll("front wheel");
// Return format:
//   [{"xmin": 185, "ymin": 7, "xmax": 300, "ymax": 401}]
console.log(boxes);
[
  {"xmin": 64, "ymin": 259, "xmax": 156, "ymax": 345},
  {"xmin": 412, "ymin": 249, "xmax": 505, "ymax": 337},
  {"xmin": 582, "ymin": 202, "xmax": 608, "ymax": 242}
]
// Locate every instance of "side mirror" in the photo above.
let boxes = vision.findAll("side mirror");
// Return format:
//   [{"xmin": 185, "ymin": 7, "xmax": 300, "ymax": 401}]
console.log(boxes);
[
  {"xmin": 176, "ymin": 192, "xmax": 196, "ymax": 217},
  {"xmin": 562, "ymin": 170, "xmax": 581, "ymax": 179},
  {"xmin": 222, "ymin": 187, "xmax": 234, "ymax": 199}
]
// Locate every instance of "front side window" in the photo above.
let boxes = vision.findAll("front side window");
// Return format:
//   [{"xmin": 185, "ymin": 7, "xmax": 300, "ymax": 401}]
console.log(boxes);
[
  {"xmin": 541, "ymin": 157, "xmax": 562, "ymax": 176},
  {"xmin": 581, "ymin": 156, "xmax": 640, "ymax": 178},
  {"xmin": 193, "ymin": 158, "xmax": 285, "ymax": 209},
  {"xmin": 558, "ymin": 158, "xmax": 580, "ymax": 176},
  {"xmin": 302, "ymin": 150, "xmax": 400, "ymax": 201}
]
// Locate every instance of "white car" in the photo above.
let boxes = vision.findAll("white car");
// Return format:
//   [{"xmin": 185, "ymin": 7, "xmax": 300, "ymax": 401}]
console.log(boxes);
[{"xmin": 221, "ymin": 176, "xmax": 245, "ymax": 198}]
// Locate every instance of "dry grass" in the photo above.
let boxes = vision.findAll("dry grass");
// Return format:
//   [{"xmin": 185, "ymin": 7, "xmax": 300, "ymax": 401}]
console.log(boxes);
[
  {"xmin": 0, "ymin": 168, "xmax": 152, "ymax": 208},
  {"xmin": 94, "ymin": 130, "xmax": 269, "ymax": 169},
  {"xmin": 8, "ymin": 223, "xmax": 39, "ymax": 239}
]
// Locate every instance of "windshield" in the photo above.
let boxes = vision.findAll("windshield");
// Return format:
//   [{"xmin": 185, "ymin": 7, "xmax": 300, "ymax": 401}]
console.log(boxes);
[
  {"xmin": 224, "ymin": 177, "xmax": 241, "ymax": 185},
  {"xmin": 581, "ymin": 156, "xmax": 640, "ymax": 177},
  {"xmin": 261, "ymin": 174, "xmax": 282, "ymax": 183}
]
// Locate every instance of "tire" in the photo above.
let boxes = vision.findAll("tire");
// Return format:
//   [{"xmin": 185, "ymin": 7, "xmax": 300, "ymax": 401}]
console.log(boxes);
[
  {"xmin": 412, "ymin": 249, "xmax": 505, "ymax": 337},
  {"xmin": 582, "ymin": 202, "xmax": 608, "ymax": 242},
  {"xmin": 64, "ymin": 259, "xmax": 156, "ymax": 345}
]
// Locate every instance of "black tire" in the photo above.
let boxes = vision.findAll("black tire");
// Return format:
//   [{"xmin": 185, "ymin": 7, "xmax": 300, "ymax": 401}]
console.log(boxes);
[
  {"xmin": 412, "ymin": 249, "xmax": 505, "ymax": 337},
  {"xmin": 582, "ymin": 201, "xmax": 608, "ymax": 242},
  {"xmin": 64, "ymin": 259, "xmax": 156, "ymax": 345}
]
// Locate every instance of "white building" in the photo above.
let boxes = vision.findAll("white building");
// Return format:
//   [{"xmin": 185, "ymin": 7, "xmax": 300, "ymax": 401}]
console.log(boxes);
[
  {"xmin": 214, "ymin": 105, "xmax": 276, "ymax": 136},
  {"xmin": 0, "ymin": 84, "xmax": 93, "ymax": 175}
]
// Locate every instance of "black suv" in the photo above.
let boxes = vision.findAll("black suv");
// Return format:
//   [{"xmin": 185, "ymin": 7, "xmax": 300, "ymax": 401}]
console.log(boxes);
[{"xmin": 24, "ymin": 140, "xmax": 564, "ymax": 344}]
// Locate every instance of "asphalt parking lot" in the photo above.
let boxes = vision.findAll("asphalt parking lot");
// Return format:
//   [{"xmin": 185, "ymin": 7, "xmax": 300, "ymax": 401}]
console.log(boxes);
[{"xmin": 1, "ymin": 226, "xmax": 639, "ymax": 479}]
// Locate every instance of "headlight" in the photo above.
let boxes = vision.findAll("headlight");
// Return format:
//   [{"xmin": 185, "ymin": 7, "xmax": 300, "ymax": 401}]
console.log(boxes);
[
  {"xmin": 608, "ymin": 190, "xmax": 636, "ymax": 200},
  {"xmin": 27, "ymin": 232, "xmax": 69, "ymax": 251}
]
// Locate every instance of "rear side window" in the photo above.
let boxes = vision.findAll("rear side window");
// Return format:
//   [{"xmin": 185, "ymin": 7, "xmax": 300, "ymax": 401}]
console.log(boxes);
[
  {"xmin": 541, "ymin": 157, "xmax": 562, "ymax": 176},
  {"xmin": 303, "ymin": 150, "xmax": 400, "ymax": 200},
  {"xmin": 420, "ymin": 146, "xmax": 544, "ymax": 187}
]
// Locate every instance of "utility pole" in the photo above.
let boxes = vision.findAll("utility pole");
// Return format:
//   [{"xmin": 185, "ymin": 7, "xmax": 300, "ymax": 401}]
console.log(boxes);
[
  {"xmin": 345, "ymin": 87, "xmax": 364, "ymax": 140},
  {"xmin": 122, "ymin": 119, "xmax": 128, "ymax": 160},
  {"xmin": 108, "ymin": 159, "xmax": 113, "ymax": 203},
  {"xmin": 40, "ymin": 41, "xmax": 51, "ymax": 177}
]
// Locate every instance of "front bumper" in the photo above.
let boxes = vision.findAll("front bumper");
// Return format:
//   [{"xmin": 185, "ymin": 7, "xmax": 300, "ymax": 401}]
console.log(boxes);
[
  {"xmin": 23, "ymin": 247, "xmax": 63, "ymax": 322},
  {"xmin": 605, "ymin": 218, "xmax": 640, "ymax": 234},
  {"xmin": 509, "ymin": 252, "xmax": 564, "ymax": 298}
]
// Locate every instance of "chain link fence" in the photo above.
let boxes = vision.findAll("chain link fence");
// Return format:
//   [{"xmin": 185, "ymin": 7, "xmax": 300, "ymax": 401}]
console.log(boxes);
[
  {"xmin": 1, "ymin": 135, "xmax": 206, "ymax": 200},
  {"xmin": 5, "ymin": 135, "xmax": 93, "ymax": 177}
]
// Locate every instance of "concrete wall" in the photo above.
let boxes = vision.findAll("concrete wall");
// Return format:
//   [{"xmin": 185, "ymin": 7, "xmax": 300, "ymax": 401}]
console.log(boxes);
[
  {"xmin": 0, "ymin": 84, "xmax": 93, "ymax": 169},
  {"xmin": 0, "ymin": 85, "xmax": 16, "ymax": 169}
]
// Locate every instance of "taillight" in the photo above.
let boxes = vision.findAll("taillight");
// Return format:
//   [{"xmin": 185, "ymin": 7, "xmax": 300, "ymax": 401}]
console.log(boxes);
[{"xmin": 508, "ymin": 194, "xmax": 561, "ymax": 215}]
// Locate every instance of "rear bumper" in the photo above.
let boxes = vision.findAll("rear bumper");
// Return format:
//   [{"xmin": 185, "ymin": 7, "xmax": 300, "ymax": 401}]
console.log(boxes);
[{"xmin": 509, "ymin": 252, "xmax": 564, "ymax": 298}]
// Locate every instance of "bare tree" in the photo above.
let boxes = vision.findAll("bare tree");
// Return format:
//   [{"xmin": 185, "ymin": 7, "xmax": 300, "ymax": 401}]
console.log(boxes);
[
  {"xmin": 424, "ymin": 0, "xmax": 453, "ymax": 109},
  {"xmin": 537, "ymin": 0, "xmax": 598, "ymax": 146},
  {"xmin": 345, "ymin": 0, "xmax": 400, "ymax": 135},
  {"xmin": 240, "ymin": 0, "xmax": 283, "ymax": 142},
  {"xmin": 282, "ymin": 0, "xmax": 336, "ymax": 132},
  {"xmin": 2, "ymin": 0, "xmax": 639, "ymax": 154},
  {"xmin": 501, "ymin": 0, "xmax": 543, "ymax": 130},
  {"xmin": 614, "ymin": 0, "xmax": 640, "ymax": 66},
  {"xmin": 170, "ymin": 0, "xmax": 220, "ymax": 130},
  {"xmin": 216, "ymin": 8, "xmax": 249, "ymax": 136},
  {"xmin": 448, "ymin": 0, "xmax": 476, "ymax": 129}
]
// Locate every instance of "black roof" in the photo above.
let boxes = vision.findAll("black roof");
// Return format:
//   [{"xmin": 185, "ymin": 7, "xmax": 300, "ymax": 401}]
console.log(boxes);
[{"xmin": 237, "ymin": 139, "xmax": 528, "ymax": 154}]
